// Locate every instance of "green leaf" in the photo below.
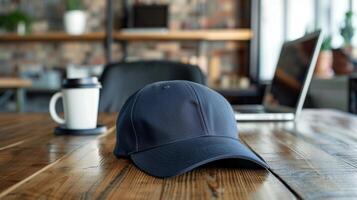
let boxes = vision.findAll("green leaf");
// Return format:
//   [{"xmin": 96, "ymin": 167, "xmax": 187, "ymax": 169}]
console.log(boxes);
[{"xmin": 66, "ymin": 0, "xmax": 84, "ymax": 11}]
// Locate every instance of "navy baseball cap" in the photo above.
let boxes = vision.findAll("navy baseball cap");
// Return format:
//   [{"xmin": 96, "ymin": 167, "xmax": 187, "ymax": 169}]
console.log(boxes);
[{"xmin": 114, "ymin": 80, "xmax": 268, "ymax": 178}]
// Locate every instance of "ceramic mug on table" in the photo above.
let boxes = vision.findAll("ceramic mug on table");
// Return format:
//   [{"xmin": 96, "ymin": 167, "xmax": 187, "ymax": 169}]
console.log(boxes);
[{"xmin": 49, "ymin": 77, "xmax": 101, "ymax": 129}]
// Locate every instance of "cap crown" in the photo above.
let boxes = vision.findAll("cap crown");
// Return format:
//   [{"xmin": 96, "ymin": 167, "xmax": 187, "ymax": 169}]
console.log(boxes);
[{"xmin": 115, "ymin": 80, "xmax": 238, "ymax": 157}]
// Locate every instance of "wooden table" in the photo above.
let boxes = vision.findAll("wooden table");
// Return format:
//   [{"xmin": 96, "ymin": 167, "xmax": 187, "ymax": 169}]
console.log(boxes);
[
  {"xmin": 0, "ymin": 78, "xmax": 32, "ymax": 112},
  {"xmin": 0, "ymin": 109, "xmax": 357, "ymax": 199}
]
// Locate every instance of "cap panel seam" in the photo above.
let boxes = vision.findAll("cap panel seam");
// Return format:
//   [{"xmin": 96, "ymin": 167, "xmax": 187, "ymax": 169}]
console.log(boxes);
[
  {"xmin": 183, "ymin": 82, "xmax": 207, "ymax": 134},
  {"xmin": 130, "ymin": 88, "xmax": 145, "ymax": 152},
  {"xmin": 127, "ymin": 135, "xmax": 239, "ymax": 155},
  {"xmin": 187, "ymin": 83, "xmax": 209, "ymax": 135}
]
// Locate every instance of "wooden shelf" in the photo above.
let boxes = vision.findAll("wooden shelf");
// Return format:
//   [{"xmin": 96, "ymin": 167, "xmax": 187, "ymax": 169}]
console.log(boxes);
[
  {"xmin": 0, "ymin": 32, "xmax": 105, "ymax": 42},
  {"xmin": 0, "ymin": 78, "xmax": 32, "ymax": 89},
  {"xmin": 0, "ymin": 29, "xmax": 252, "ymax": 42},
  {"xmin": 114, "ymin": 29, "xmax": 252, "ymax": 41}
]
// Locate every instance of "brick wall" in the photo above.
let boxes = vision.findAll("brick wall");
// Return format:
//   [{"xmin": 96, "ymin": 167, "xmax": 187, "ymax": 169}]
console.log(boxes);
[{"xmin": 0, "ymin": 0, "xmax": 241, "ymax": 86}]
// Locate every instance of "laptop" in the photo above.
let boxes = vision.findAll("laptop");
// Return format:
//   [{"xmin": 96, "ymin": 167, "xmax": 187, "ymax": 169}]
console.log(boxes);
[{"xmin": 234, "ymin": 30, "xmax": 323, "ymax": 121}]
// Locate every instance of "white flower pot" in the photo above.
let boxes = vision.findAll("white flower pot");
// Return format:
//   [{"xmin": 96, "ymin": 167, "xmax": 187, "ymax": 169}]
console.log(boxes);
[{"xmin": 64, "ymin": 10, "xmax": 86, "ymax": 35}]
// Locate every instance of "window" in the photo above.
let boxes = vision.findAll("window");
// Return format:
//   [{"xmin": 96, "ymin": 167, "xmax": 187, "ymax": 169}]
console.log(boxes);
[
  {"xmin": 259, "ymin": 0, "xmax": 355, "ymax": 81},
  {"xmin": 259, "ymin": 0, "xmax": 284, "ymax": 81}
]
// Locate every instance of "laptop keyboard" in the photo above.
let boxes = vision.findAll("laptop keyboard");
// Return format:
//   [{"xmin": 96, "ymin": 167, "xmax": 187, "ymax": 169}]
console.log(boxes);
[
  {"xmin": 234, "ymin": 106, "xmax": 289, "ymax": 114},
  {"xmin": 234, "ymin": 107, "xmax": 266, "ymax": 113}
]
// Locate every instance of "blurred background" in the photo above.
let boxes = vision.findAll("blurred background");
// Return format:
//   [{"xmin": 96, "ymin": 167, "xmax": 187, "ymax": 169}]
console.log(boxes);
[{"xmin": 0, "ymin": 0, "xmax": 356, "ymax": 112}]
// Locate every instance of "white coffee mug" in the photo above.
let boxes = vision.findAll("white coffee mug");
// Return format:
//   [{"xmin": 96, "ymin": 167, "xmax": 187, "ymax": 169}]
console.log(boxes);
[{"xmin": 49, "ymin": 77, "xmax": 101, "ymax": 129}]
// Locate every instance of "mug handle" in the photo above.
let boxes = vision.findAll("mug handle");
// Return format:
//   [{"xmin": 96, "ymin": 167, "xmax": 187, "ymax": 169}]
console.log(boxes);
[{"xmin": 49, "ymin": 92, "xmax": 65, "ymax": 125}]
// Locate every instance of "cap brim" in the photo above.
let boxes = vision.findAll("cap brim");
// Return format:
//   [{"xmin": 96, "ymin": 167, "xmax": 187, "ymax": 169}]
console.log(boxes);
[{"xmin": 130, "ymin": 136, "xmax": 269, "ymax": 178}]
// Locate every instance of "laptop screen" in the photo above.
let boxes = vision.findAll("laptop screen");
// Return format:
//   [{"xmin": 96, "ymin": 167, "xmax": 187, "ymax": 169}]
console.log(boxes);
[
  {"xmin": 265, "ymin": 32, "xmax": 321, "ymax": 109},
  {"xmin": 132, "ymin": 5, "xmax": 168, "ymax": 28}
]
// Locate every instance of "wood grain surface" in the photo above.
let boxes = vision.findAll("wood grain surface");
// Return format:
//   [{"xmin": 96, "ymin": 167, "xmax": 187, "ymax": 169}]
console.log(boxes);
[{"xmin": 0, "ymin": 109, "xmax": 356, "ymax": 199}]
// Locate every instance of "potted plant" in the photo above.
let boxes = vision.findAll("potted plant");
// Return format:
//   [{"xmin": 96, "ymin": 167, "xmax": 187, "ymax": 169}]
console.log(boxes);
[
  {"xmin": 0, "ymin": 10, "xmax": 32, "ymax": 35},
  {"xmin": 64, "ymin": 0, "xmax": 86, "ymax": 35},
  {"xmin": 340, "ymin": 11, "xmax": 355, "ymax": 50},
  {"xmin": 315, "ymin": 36, "xmax": 334, "ymax": 78},
  {"xmin": 332, "ymin": 11, "xmax": 355, "ymax": 75}
]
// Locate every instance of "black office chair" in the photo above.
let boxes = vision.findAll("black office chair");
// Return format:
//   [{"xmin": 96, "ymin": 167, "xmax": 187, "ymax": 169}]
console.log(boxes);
[{"xmin": 99, "ymin": 60, "xmax": 206, "ymax": 112}]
